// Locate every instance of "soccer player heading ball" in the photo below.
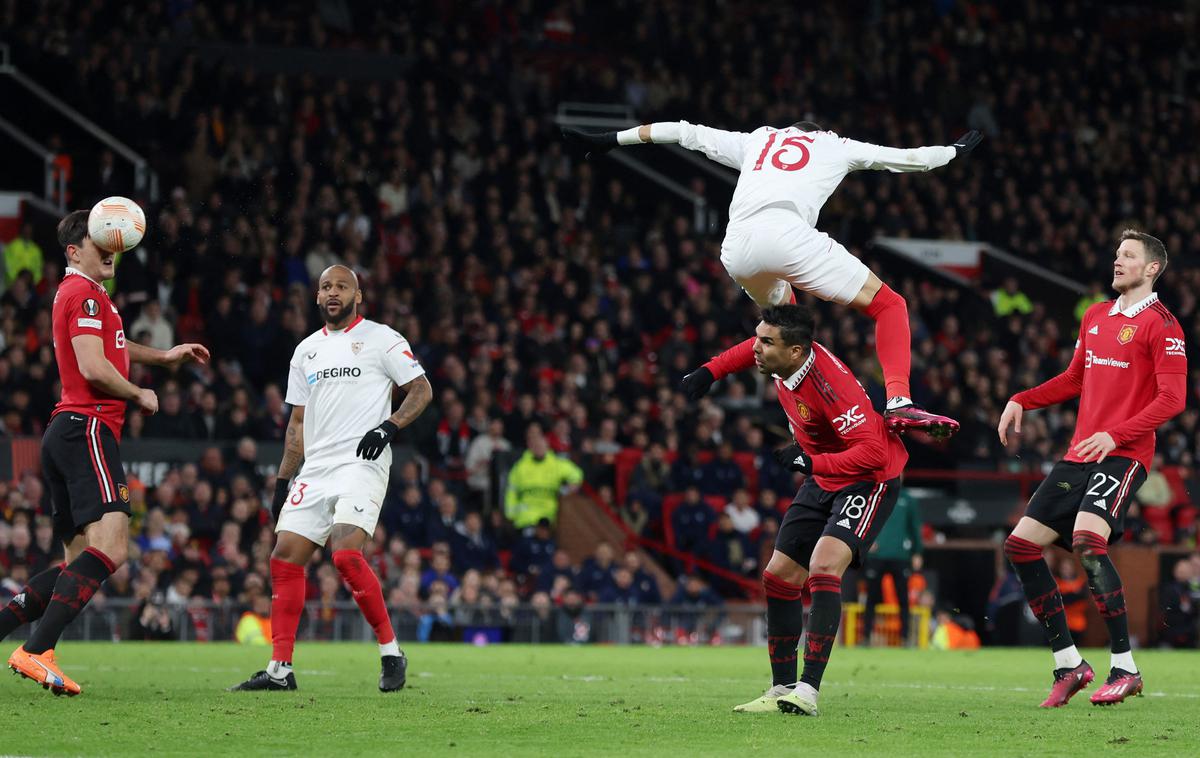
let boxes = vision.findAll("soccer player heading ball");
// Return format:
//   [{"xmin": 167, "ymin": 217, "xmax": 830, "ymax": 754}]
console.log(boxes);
[
  {"xmin": 5, "ymin": 210, "xmax": 209, "ymax": 695},
  {"xmin": 564, "ymin": 120, "xmax": 983, "ymax": 439},
  {"xmin": 998, "ymin": 230, "xmax": 1185, "ymax": 707},
  {"xmin": 682, "ymin": 305, "xmax": 907, "ymax": 716},
  {"xmin": 230, "ymin": 264, "xmax": 432, "ymax": 693}
]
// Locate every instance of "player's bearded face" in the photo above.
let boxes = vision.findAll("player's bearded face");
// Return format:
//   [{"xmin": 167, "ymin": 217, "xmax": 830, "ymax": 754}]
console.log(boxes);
[{"xmin": 316, "ymin": 273, "xmax": 361, "ymax": 325}]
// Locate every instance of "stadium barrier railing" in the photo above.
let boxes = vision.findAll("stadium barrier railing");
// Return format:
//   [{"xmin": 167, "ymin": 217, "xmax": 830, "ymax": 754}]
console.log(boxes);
[{"xmin": 14, "ymin": 598, "xmax": 940, "ymax": 649}]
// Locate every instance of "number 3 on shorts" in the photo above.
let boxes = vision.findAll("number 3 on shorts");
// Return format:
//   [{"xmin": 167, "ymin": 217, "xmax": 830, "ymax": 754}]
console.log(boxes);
[{"xmin": 289, "ymin": 482, "xmax": 308, "ymax": 505}]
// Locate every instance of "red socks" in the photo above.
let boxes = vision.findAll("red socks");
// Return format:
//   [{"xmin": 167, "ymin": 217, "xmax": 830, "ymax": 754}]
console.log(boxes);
[
  {"xmin": 333, "ymin": 550, "xmax": 396, "ymax": 645},
  {"xmin": 863, "ymin": 284, "xmax": 911, "ymax": 400},
  {"xmin": 269, "ymin": 558, "xmax": 307, "ymax": 663}
]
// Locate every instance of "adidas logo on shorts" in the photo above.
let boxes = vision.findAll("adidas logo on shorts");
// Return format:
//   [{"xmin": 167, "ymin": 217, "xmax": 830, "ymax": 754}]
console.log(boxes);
[{"xmin": 837, "ymin": 518, "xmax": 851, "ymax": 528}]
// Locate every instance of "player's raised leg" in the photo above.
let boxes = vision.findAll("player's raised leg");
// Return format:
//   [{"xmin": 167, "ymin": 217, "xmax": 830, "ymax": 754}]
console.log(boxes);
[
  {"xmin": 1073, "ymin": 513, "xmax": 1142, "ymax": 705},
  {"xmin": 734, "ymin": 552, "xmax": 806, "ymax": 712},
  {"xmin": 329, "ymin": 522, "xmax": 407, "ymax": 692},
  {"xmin": 777, "ymin": 536, "xmax": 854, "ymax": 717},
  {"xmin": 228, "ymin": 531, "xmax": 314, "ymax": 692},
  {"xmin": 1003, "ymin": 517, "xmax": 1093, "ymax": 707},
  {"xmin": 848, "ymin": 273, "xmax": 958, "ymax": 438}
]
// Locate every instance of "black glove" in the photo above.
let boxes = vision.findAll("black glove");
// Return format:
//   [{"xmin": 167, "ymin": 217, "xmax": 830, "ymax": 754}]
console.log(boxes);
[
  {"xmin": 951, "ymin": 130, "xmax": 983, "ymax": 157},
  {"xmin": 773, "ymin": 443, "xmax": 813, "ymax": 475},
  {"xmin": 271, "ymin": 478, "xmax": 291, "ymax": 522},
  {"xmin": 681, "ymin": 366, "xmax": 716, "ymax": 400},
  {"xmin": 357, "ymin": 419, "xmax": 400, "ymax": 461},
  {"xmin": 561, "ymin": 127, "xmax": 619, "ymax": 159}
]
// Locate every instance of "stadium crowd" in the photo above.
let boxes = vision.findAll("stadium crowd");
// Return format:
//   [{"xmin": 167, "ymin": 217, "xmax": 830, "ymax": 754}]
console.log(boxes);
[{"xmin": 0, "ymin": 1, "xmax": 1198, "ymax": 644}]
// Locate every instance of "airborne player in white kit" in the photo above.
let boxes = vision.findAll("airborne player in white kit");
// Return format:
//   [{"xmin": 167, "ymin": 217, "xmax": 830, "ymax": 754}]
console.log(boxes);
[
  {"xmin": 230, "ymin": 265, "xmax": 432, "ymax": 693},
  {"xmin": 564, "ymin": 121, "xmax": 982, "ymax": 437}
]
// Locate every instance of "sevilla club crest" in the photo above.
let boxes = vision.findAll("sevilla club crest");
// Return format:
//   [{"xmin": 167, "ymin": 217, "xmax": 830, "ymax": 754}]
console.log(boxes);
[
  {"xmin": 1117, "ymin": 324, "xmax": 1138, "ymax": 345},
  {"xmin": 351, "ymin": 341, "xmax": 363, "ymax": 355}
]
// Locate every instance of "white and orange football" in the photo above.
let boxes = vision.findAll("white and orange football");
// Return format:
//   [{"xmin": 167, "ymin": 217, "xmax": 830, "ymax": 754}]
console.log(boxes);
[{"xmin": 88, "ymin": 196, "xmax": 146, "ymax": 253}]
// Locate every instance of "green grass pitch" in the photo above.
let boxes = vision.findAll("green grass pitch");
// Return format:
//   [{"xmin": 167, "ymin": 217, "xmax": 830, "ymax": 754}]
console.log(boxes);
[{"xmin": 3, "ymin": 644, "xmax": 1198, "ymax": 756}]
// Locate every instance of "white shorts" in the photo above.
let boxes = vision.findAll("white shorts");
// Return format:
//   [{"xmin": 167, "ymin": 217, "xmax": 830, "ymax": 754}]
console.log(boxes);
[
  {"xmin": 721, "ymin": 209, "xmax": 870, "ymax": 306},
  {"xmin": 275, "ymin": 462, "xmax": 389, "ymax": 546}
]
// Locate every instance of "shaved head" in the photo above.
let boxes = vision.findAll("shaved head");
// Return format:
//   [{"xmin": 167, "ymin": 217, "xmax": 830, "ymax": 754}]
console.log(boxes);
[
  {"xmin": 316, "ymin": 264, "xmax": 362, "ymax": 328},
  {"xmin": 320, "ymin": 264, "xmax": 359, "ymax": 289}
]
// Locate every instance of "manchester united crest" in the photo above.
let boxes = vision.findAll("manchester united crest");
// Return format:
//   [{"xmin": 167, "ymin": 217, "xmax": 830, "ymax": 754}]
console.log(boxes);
[
  {"xmin": 118, "ymin": 484, "xmax": 130, "ymax": 503},
  {"xmin": 796, "ymin": 401, "xmax": 811, "ymax": 421},
  {"xmin": 1117, "ymin": 324, "xmax": 1138, "ymax": 345},
  {"xmin": 351, "ymin": 341, "xmax": 363, "ymax": 355}
]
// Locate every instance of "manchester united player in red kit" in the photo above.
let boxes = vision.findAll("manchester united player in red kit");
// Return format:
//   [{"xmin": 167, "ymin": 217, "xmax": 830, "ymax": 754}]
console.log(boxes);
[
  {"xmin": 3, "ymin": 210, "xmax": 208, "ymax": 695},
  {"xmin": 682, "ymin": 304, "xmax": 907, "ymax": 716},
  {"xmin": 998, "ymin": 229, "xmax": 1186, "ymax": 708}
]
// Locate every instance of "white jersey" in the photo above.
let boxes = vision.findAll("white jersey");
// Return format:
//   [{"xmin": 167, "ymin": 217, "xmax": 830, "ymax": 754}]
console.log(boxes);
[
  {"xmin": 285, "ymin": 315, "xmax": 425, "ymax": 472},
  {"xmin": 673, "ymin": 123, "xmax": 956, "ymax": 228}
]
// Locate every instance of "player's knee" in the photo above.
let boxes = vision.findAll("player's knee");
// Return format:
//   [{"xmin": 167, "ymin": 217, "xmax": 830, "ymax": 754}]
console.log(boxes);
[
  {"xmin": 1003, "ymin": 532, "xmax": 1043, "ymax": 564},
  {"xmin": 99, "ymin": 542, "xmax": 127, "ymax": 568},
  {"xmin": 1071, "ymin": 530, "xmax": 1107, "ymax": 570},
  {"xmin": 806, "ymin": 557, "xmax": 844, "ymax": 577},
  {"xmin": 332, "ymin": 548, "xmax": 362, "ymax": 574}
]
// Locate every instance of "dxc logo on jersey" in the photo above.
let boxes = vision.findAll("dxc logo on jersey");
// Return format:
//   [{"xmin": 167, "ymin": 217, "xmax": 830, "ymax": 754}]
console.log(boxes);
[
  {"xmin": 1165, "ymin": 337, "xmax": 1186, "ymax": 357},
  {"xmin": 306, "ymin": 366, "xmax": 362, "ymax": 385},
  {"xmin": 832, "ymin": 404, "xmax": 866, "ymax": 435}
]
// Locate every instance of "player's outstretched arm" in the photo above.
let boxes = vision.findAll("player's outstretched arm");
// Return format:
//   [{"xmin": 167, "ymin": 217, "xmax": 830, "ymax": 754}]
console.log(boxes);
[
  {"xmin": 845, "ymin": 130, "xmax": 981, "ymax": 173},
  {"xmin": 72, "ymin": 334, "xmax": 158, "ymax": 414},
  {"xmin": 355, "ymin": 375, "xmax": 433, "ymax": 461},
  {"xmin": 126, "ymin": 340, "xmax": 210, "ymax": 368},
  {"xmin": 562, "ymin": 122, "xmax": 748, "ymax": 167}
]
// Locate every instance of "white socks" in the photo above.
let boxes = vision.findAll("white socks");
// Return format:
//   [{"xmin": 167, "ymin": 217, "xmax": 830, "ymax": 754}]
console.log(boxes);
[
  {"xmin": 886, "ymin": 396, "xmax": 913, "ymax": 411},
  {"xmin": 267, "ymin": 660, "xmax": 293, "ymax": 679},
  {"xmin": 1053, "ymin": 645, "xmax": 1083, "ymax": 670},
  {"xmin": 1111, "ymin": 651, "xmax": 1137, "ymax": 673},
  {"xmin": 380, "ymin": 640, "xmax": 401, "ymax": 658}
]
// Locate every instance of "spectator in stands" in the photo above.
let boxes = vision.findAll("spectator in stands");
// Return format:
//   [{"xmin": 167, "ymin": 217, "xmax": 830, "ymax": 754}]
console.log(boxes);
[
  {"xmin": 425, "ymin": 492, "xmax": 462, "ymax": 547},
  {"xmin": 706, "ymin": 513, "xmax": 757, "ymax": 588},
  {"xmin": 4, "ymin": 224, "xmax": 42, "ymax": 286},
  {"xmin": 990, "ymin": 277, "xmax": 1033, "ymax": 317},
  {"xmin": 511, "ymin": 518, "xmax": 556, "ymax": 580},
  {"xmin": 536, "ymin": 549, "xmax": 579, "ymax": 594},
  {"xmin": 578, "ymin": 542, "xmax": 617, "ymax": 599},
  {"xmin": 699, "ymin": 442, "xmax": 744, "ymax": 499},
  {"xmin": 628, "ymin": 442, "xmax": 671, "ymax": 514},
  {"xmin": 668, "ymin": 575, "xmax": 725, "ymax": 644},
  {"xmin": 129, "ymin": 300, "xmax": 175, "ymax": 353},
  {"xmin": 671, "ymin": 487, "xmax": 715, "ymax": 555},
  {"xmin": 724, "ymin": 489, "xmax": 760, "ymax": 534},
  {"xmin": 452, "ymin": 511, "xmax": 498, "ymax": 574},
  {"xmin": 555, "ymin": 589, "xmax": 592, "ymax": 644},
  {"xmin": 1159, "ymin": 559, "xmax": 1198, "ymax": 649},
  {"xmin": 390, "ymin": 486, "xmax": 431, "ymax": 549},
  {"xmin": 504, "ymin": 428, "xmax": 583, "ymax": 530},
  {"xmin": 623, "ymin": 551, "xmax": 662, "ymax": 604},
  {"xmin": 420, "ymin": 544, "xmax": 460, "ymax": 597},
  {"xmin": 464, "ymin": 418, "xmax": 512, "ymax": 511}
]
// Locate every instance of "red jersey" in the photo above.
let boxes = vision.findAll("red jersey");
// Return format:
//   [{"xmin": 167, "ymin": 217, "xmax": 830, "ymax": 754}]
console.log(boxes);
[
  {"xmin": 51, "ymin": 268, "xmax": 130, "ymax": 437},
  {"xmin": 706, "ymin": 338, "xmax": 908, "ymax": 490},
  {"xmin": 1012, "ymin": 293, "xmax": 1187, "ymax": 470}
]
